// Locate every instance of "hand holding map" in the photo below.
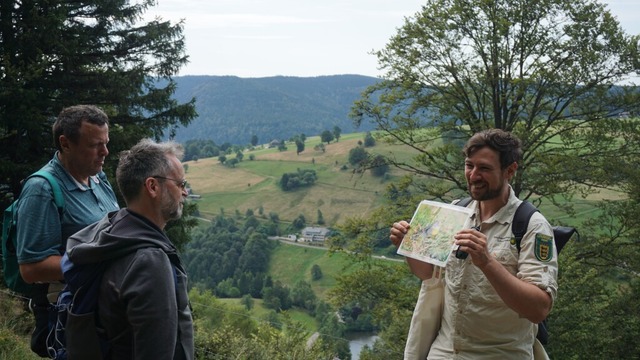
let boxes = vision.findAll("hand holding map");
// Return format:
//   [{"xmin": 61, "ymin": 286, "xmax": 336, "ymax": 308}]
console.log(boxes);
[{"xmin": 397, "ymin": 200, "xmax": 473, "ymax": 267}]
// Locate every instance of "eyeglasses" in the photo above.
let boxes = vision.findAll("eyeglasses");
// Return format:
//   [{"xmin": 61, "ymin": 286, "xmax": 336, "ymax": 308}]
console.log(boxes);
[{"xmin": 152, "ymin": 176, "xmax": 187, "ymax": 189}]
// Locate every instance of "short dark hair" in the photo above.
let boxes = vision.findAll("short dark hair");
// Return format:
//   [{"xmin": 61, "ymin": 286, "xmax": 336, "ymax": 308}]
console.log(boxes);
[
  {"xmin": 116, "ymin": 139, "xmax": 184, "ymax": 203},
  {"xmin": 462, "ymin": 129, "xmax": 522, "ymax": 169},
  {"xmin": 52, "ymin": 105, "xmax": 109, "ymax": 150}
]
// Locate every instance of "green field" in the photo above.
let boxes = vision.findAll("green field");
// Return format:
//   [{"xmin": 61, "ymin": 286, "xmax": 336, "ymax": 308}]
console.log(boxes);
[
  {"xmin": 185, "ymin": 131, "xmax": 623, "ymax": 228},
  {"xmin": 217, "ymin": 296, "xmax": 318, "ymax": 332},
  {"xmin": 217, "ymin": 241, "xmax": 390, "ymax": 333},
  {"xmin": 267, "ymin": 243, "xmax": 368, "ymax": 299},
  {"xmin": 184, "ymin": 133, "xmax": 416, "ymax": 225}
]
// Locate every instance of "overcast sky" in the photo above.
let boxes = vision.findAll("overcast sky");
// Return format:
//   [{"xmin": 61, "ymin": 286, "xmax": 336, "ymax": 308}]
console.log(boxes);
[{"xmin": 144, "ymin": 0, "xmax": 640, "ymax": 78}]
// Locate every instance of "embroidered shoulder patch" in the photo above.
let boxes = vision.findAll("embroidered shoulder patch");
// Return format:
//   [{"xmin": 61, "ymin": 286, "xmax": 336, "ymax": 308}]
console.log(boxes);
[{"xmin": 535, "ymin": 233, "xmax": 554, "ymax": 262}]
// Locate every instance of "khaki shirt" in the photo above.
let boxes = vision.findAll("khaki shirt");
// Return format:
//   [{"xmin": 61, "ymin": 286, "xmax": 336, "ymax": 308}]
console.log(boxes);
[{"xmin": 428, "ymin": 189, "xmax": 558, "ymax": 359}]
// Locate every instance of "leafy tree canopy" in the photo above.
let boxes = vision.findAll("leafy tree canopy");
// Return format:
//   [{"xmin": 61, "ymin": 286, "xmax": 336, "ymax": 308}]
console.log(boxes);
[
  {"xmin": 320, "ymin": 130, "xmax": 335, "ymax": 144},
  {"xmin": 279, "ymin": 169, "xmax": 318, "ymax": 191},
  {"xmin": 332, "ymin": 126, "xmax": 342, "ymax": 142},
  {"xmin": 363, "ymin": 132, "xmax": 376, "ymax": 147},
  {"xmin": 350, "ymin": 0, "xmax": 640, "ymax": 210},
  {"xmin": 370, "ymin": 154, "xmax": 389, "ymax": 177},
  {"xmin": 348, "ymin": 146, "xmax": 369, "ymax": 168}
]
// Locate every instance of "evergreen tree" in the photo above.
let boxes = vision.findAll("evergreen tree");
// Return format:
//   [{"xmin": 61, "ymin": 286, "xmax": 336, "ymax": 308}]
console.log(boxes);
[
  {"xmin": 0, "ymin": 0, "xmax": 196, "ymax": 209},
  {"xmin": 317, "ymin": 209, "xmax": 325, "ymax": 225},
  {"xmin": 311, "ymin": 264, "xmax": 323, "ymax": 281},
  {"xmin": 363, "ymin": 132, "xmax": 376, "ymax": 147},
  {"xmin": 295, "ymin": 139, "xmax": 305, "ymax": 155},
  {"xmin": 292, "ymin": 214, "xmax": 306, "ymax": 230},
  {"xmin": 332, "ymin": 126, "xmax": 342, "ymax": 142}
]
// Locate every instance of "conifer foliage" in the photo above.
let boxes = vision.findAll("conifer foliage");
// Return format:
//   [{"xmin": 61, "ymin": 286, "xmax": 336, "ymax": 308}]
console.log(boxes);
[{"xmin": 0, "ymin": 0, "xmax": 197, "ymax": 207}]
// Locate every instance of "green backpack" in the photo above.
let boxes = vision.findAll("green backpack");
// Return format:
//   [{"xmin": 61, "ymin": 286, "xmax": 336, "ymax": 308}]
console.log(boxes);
[{"xmin": 1, "ymin": 170, "xmax": 64, "ymax": 295}]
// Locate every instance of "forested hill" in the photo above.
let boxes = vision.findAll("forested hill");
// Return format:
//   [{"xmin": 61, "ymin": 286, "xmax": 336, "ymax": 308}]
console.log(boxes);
[{"xmin": 170, "ymin": 74, "xmax": 380, "ymax": 145}]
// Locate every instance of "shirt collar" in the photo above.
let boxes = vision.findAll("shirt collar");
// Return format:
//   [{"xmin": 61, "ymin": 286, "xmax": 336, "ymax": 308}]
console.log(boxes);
[
  {"xmin": 49, "ymin": 151, "xmax": 93, "ymax": 191},
  {"xmin": 470, "ymin": 185, "xmax": 521, "ymax": 226}
]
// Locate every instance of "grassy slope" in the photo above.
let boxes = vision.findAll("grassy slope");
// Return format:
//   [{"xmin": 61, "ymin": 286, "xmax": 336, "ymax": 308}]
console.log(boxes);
[
  {"xmin": 219, "ymin": 243, "xmax": 388, "ymax": 333},
  {"xmin": 267, "ymin": 243, "xmax": 364, "ymax": 299},
  {"xmin": 185, "ymin": 131, "xmax": 623, "ymax": 228},
  {"xmin": 184, "ymin": 133, "xmax": 415, "ymax": 225}
]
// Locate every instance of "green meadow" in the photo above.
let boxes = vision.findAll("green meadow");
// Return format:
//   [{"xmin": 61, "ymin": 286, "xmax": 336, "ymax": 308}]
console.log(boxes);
[
  {"xmin": 218, "ymin": 242, "xmax": 390, "ymax": 332},
  {"xmin": 185, "ymin": 131, "xmax": 621, "ymax": 228},
  {"xmin": 217, "ymin": 296, "xmax": 318, "ymax": 332},
  {"xmin": 184, "ymin": 132, "xmax": 417, "ymax": 225}
]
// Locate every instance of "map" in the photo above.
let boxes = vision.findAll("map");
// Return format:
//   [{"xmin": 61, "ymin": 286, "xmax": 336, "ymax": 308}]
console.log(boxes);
[{"xmin": 397, "ymin": 200, "xmax": 474, "ymax": 267}]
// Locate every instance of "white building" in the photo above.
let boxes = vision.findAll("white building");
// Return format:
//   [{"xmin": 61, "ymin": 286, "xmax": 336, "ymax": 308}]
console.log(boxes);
[{"xmin": 301, "ymin": 227, "xmax": 331, "ymax": 243}]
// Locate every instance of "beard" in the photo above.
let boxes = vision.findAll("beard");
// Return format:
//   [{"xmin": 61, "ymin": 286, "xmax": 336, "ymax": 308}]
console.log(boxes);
[
  {"xmin": 468, "ymin": 180, "xmax": 503, "ymax": 201},
  {"xmin": 161, "ymin": 194, "xmax": 183, "ymax": 221}
]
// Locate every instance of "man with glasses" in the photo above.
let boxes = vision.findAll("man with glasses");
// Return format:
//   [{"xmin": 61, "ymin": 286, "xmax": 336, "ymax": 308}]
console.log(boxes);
[{"xmin": 64, "ymin": 138, "xmax": 193, "ymax": 359}]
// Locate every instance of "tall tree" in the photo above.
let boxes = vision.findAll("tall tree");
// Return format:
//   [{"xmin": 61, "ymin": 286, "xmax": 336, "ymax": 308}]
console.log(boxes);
[
  {"xmin": 316, "ymin": 209, "xmax": 325, "ymax": 225},
  {"xmin": 350, "ymin": 0, "xmax": 640, "ymax": 208},
  {"xmin": 363, "ymin": 131, "xmax": 376, "ymax": 147},
  {"xmin": 295, "ymin": 139, "xmax": 305, "ymax": 155},
  {"xmin": 332, "ymin": 126, "xmax": 342, "ymax": 142},
  {"xmin": 320, "ymin": 130, "xmax": 334, "ymax": 144},
  {"xmin": 348, "ymin": 146, "xmax": 369, "ymax": 169},
  {"xmin": 0, "ymin": 0, "xmax": 197, "ymax": 209},
  {"xmin": 370, "ymin": 154, "xmax": 389, "ymax": 177}
]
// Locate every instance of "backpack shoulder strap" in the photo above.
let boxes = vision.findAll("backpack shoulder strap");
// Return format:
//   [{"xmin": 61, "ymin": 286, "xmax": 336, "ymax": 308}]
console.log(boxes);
[
  {"xmin": 512, "ymin": 201, "xmax": 539, "ymax": 253},
  {"xmin": 29, "ymin": 170, "xmax": 64, "ymax": 215}
]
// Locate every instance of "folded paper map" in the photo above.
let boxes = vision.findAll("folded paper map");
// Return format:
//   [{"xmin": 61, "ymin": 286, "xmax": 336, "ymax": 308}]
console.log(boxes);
[{"xmin": 397, "ymin": 200, "xmax": 474, "ymax": 267}]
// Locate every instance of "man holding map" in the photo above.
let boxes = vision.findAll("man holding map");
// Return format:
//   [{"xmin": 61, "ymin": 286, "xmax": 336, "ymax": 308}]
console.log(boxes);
[{"xmin": 390, "ymin": 129, "xmax": 558, "ymax": 359}]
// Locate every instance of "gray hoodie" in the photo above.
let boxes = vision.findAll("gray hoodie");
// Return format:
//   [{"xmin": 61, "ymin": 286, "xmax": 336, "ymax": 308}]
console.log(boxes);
[{"xmin": 66, "ymin": 208, "xmax": 194, "ymax": 360}]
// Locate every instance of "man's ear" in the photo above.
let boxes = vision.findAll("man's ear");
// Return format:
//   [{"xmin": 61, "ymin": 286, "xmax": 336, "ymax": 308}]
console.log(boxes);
[
  {"xmin": 505, "ymin": 162, "xmax": 518, "ymax": 180},
  {"xmin": 144, "ymin": 177, "xmax": 162, "ymax": 198},
  {"xmin": 59, "ymin": 135, "xmax": 70, "ymax": 152}
]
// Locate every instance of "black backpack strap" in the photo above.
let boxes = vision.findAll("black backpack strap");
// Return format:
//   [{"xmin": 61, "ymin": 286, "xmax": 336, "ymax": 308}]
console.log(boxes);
[
  {"xmin": 455, "ymin": 197, "xmax": 473, "ymax": 207},
  {"xmin": 512, "ymin": 201, "xmax": 539, "ymax": 253},
  {"xmin": 460, "ymin": 198, "xmax": 540, "ymax": 254}
]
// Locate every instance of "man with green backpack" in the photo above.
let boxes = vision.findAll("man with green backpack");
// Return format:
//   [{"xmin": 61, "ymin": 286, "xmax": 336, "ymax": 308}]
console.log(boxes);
[{"xmin": 6, "ymin": 105, "xmax": 119, "ymax": 357}]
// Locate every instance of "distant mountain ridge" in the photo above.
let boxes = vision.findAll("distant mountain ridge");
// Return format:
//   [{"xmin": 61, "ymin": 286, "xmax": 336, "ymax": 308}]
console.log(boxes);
[{"xmin": 171, "ymin": 74, "xmax": 380, "ymax": 145}]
